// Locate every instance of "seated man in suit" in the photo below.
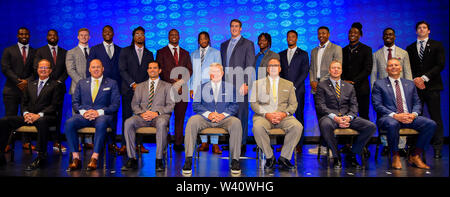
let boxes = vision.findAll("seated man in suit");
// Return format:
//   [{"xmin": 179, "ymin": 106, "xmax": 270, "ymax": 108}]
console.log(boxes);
[
  {"xmin": 182, "ymin": 63, "xmax": 242, "ymax": 175},
  {"xmin": 121, "ymin": 61, "xmax": 175, "ymax": 172},
  {"xmin": 0, "ymin": 59, "xmax": 63, "ymax": 169},
  {"xmin": 372, "ymin": 57, "xmax": 436, "ymax": 170},
  {"xmin": 316, "ymin": 61, "xmax": 376, "ymax": 169},
  {"xmin": 250, "ymin": 58, "xmax": 303, "ymax": 171},
  {"xmin": 65, "ymin": 59, "xmax": 120, "ymax": 171}
]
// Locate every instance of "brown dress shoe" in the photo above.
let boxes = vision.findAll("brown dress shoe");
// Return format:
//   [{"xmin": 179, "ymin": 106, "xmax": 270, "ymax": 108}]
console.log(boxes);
[
  {"xmin": 392, "ymin": 154, "xmax": 402, "ymax": 170},
  {"xmin": 212, "ymin": 144, "xmax": 222, "ymax": 154},
  {"xmin": 276, "ymin": 147, "xmax": 282, "ymax": 152},
  {"xmin": 87, "ymin": 158, "xmax": 98, "ymax": 171},
  {"xmin": 22, "ymin": 142, "xmax": 36, "ymax": 150},
  {"xmin": 67, "ymin": 158, "xmax": 82, "ymax": 171},
  {"xmin": 4, "ymin": 145, "xmax": 11, "ymax": 153},
  {"xmin": 197, "ymin": 143, "xmax": 209, "ymax": 151},
  {"xmin": 136, "ymin": 145, "xmax": 149, "ymax": 153},
  {"xmin": 118, "ymin": 145, "xmax": 127, "ymax": 155},
  {"xmin": 408, "ymin": 155, "xmax": 430, "ymax": 169}
]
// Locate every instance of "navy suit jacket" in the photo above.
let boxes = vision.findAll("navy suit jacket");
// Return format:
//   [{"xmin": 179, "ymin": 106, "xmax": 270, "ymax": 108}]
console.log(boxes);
[
  {"xmin": 279, "ymin": 47, "xmax": 309, "ymax": 99},
  {"xmin": 220, "ymin": 37, "xmax": 255, "ymax": 86},
  {"xmin": 72, "ymin": 76, "xmax": 120, "ymax": 115},
  {"xmin": 372, "ymin": 77, "xmax": 422, "ymax": 118},
  {"xmin": 118, "ymin": 45, "xmax": 154, "ymax": 95},
  {"xmin": 192, "ymin": 81, "xmax": 238, "ymax": 119},
  {"xmin": 88, "ymin": 43, "xmax": 122, "ymax": 88}
]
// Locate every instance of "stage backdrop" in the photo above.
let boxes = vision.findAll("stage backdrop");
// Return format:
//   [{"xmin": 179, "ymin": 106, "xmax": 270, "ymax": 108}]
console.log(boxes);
[{"xmin": 0, "ymin": 0, "xmax": 448, "ymax": 139}]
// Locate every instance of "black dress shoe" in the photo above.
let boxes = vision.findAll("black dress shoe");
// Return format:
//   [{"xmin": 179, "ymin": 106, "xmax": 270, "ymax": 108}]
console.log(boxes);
[
  {"xmin": 182, "ymin": 157, "xmax": 192, "ymax": 174},
  {"xmin": 278, "ymin": 156, "xmax": 295, "ymax": 170},
  {"xmin": 25, "ymin": 156, "xmax": 46, "ymax": 171},
  {"xmin": 398, "ymin": 148, "xmax": 408, "ymax": 157},
  {"xmin": 380, "ymin": 146, "xmax": 389, "ymax": 156},
  {"xmin": 155, "ymin": 159, "xmax": 165, "ymax": 172},
  {"xmin": 332, "ymin": 158, "xmax": 342, "ymax": 169},
  {"xmin": 346, "ymin": 153, "xmax": 362, "ymax": 169},
  {"xmin": 264, "ymin": 157, "xmax": 275, "ymax": 170},
  {"xmin": 122, "ymin": 158, "xmax": 138, "ymax": 171},
  {"xmin": 0, "ymin": 153, "xmax": 6, "ymax": 167},
  {"xmin": 230, "ymin": 159, "xmax": 241, "ymax": 174},
  {"xmin": 173, "ymin": 144, "xmax": 185, "ymax": 152},
  {"xmin": 434, "ymin": 149, "xmax": 442, "ymax": 159},
  {"xmin": 240, "ymin": 145, "xmax": 247, "ymax": 157}
]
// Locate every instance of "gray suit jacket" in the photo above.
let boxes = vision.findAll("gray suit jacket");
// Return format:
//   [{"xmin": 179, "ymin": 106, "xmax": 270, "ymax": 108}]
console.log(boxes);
[
  {"xmin": 309, "ymin": 42, "xmax": 342, "ymax": 84},
  {"xmin": 131, "ymin": 79, "xmax": 175, "ymax": 119},
  {"xmin": 371, "ymin": 46, "xmax": 412, "ymax": 88},
  {"xmin": 250, "ymin": 77, "xmax": 297, "ymax": 117},
  {"xmin": 66, "ymin": 46, "xmax": 87, "ymax": 94},
  {"xmin": 315, "ymin": 79, "xmax": 358, "ymax": 119},
  {"xmin": 256, "ymin": 49, "xmax": 280, "ymax": 80}
]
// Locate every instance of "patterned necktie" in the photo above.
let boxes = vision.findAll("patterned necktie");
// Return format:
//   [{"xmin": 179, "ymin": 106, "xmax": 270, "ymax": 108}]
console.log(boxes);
[
  {"xmin": 138, "ymin": 48, "xmax": 143, "ymax": 65},
  {"xmin": 84, "ymin": 47, "xmax": 89, "ymax": 60},
  {"xmin": 200, "ymin": 48, "xmax": 205, "ymax": 64},
  {"xmin": 22, "ymin": 46, "xmax": 27, "ymax": 64},
  {"xmin": 107, "ymin": 44, "xmax": 112, "ymax": 59},
  {"xmin": 37, "ymin": 81, "xmax": 44, "ymax": 97},
  {"xmin": 92, "ymin": 79, "xmax": 99, "ymax": 102},
  {"xmin": 147, "ymin": 81, "xmax": 155, "ymax": 110},
  {"xmin": 419, "ymin": 41, "xmax": 424, "ymax": 61},
  {"xmin": 173, "ymin": 47, "xmax": 179, "ymax": 66},
  {"xmin": 395, "ymin": 80, "xmax": 404, "ymax": 113},
  {"xmin": 272, "ymin": 80, "xmax": 277, "ymax": 103},
  {"xmin": 387, "ymin": 48, "xmax": 392, "ymax": 61},
  {"xmin": 52, "ymin": 47, "xmax": 57, "ymax": 65},
  {"xmin": 335, "ymin": 81, "xmax": 341, "ymax": 99}
]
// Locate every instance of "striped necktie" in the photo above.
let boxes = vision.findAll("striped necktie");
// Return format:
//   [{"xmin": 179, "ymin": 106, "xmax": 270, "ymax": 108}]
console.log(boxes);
[
  {"xmin": 147, "ymin": 81, "xmax": 155, "ymax": 110},
  {"xmin": 335, "ymin": 81, "xmax": 340, "ymax": 99},
  {"xmin": 419, "ymin": 40, "xmax": 425, "ymax": 61}
]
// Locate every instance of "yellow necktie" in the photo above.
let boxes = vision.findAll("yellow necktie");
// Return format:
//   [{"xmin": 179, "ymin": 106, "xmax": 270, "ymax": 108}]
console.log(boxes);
[
  {"xmin": 92, "ymin": 79, "xmax": 99, "ymax": 102},
  {"xmin": 272, "ymin": 80, "xmax": 277, "ymax": 103}
]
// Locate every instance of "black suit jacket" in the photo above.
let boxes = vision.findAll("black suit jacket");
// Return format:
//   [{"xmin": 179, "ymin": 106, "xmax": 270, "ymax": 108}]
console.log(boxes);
[
  {"xmin": 279, "ymin": 47, "xmax": 310, "ymax": 99},
  {"xmin": 1, "ymin": 44, "xmax": 36, "ymax": 96},
  {"xmin": 315, "ymin": 79, "xmax": 358, "ymax": 119},
  {"xmin": 33, "ymin": 45, "xmax": 68, "ymax": 85},
  {"xmin": 22, "ymin": 78, "xmax": 63, "ymax": 116},
  {"xmin": 118, "ymin": 45, "xmax": 154, "ymax": 95},
  {"xmin": 342, "ymin": 42, "xmax": 373, "ymax": 95},
  {"xmin": 406, "ymin": 39, "xmax": 445, "ymax": 91}
]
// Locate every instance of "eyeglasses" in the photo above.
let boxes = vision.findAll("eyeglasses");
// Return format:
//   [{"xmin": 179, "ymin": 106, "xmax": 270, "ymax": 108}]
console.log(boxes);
[
  {"xmin": 38, "ymin": 66, "xmax": 51, "ymax": 70},
  {"xmin": 268, "ymin": 64, "xmax": 280, "ymax": 67}
]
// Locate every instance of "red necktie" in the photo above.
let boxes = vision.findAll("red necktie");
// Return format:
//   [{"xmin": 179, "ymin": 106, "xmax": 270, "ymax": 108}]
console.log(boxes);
[
  {"xmin": 22, "ymin": 46, "xmax": 27, "ymax": 64},
  {"xmin": 395, "ymin": 80, "xmax": 404, "ymax": 113},
  {"xmin": 52, "ymin": 47, "xmax": 57, "ymax": 65},
  {"xmin": 387, "ymin": 48, "xmax": 392, "ymax": 60},
  {"xmin": 173, "ymin": 47, "xmax": 179, "ymax": 66}
]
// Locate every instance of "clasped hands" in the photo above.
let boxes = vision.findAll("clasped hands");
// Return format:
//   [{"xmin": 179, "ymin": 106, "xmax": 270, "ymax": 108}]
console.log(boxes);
[
  {"xmin": 140, "ymin": 111, "xmax": 159, "ymax": 122},
  {"xmin": 265, "ymin": 112, "xmax": 287, "ymax": 125},
  {"xmin": 83, "ymin": 110, "xmax": 100, "ymax": 121},
  {"xmin": 208, "ymin": 112, "xmax": 226, "ymax": 123},
  {"xmin": 413, "ymin": 77, "xmax": 426, "ymax": 90},
  {"xmin": 393, "ymin": 113, "xmax": 416, "ymax": 124},
  {"xmin": 23, "ymin": 113, "xmax": 40, "ymax": 124},
  {"xmin": 334, "ymin": 116, "xmax": 352, "ymax": 128}
]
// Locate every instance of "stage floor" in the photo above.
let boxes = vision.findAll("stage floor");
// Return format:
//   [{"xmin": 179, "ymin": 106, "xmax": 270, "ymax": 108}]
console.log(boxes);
[{"xmin": 0, "ymin": 142, "xmax": 448, "ymax": 177}]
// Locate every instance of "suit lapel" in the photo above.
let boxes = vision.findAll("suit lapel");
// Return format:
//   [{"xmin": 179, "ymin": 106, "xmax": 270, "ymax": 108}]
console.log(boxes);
[
  {"xmin": 384, "ymin": 78, "xmax": 396, "ymax": 106},
  {"xmin": 327, "ymin": 80, "xmax": 340, "ymax": 103},
  {"xmin": 164, "ymin": 46, "xmax": 177, "ymax": 66},
  {"xmin": 230, "ymin": 37, "xmax": 244, "ymax": 62},
  {"xmin": 400, "ymin": 78, "xmax": 412, "ymax": 112}
]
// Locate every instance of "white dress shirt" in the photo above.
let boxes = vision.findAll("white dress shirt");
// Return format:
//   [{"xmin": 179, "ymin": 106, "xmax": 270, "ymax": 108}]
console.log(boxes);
[
  {"xmin": 23, "ymin": 77, "xmax": 49, "ymax": 117},
  {"xmin": 387, "ymin": 77, "xmax": 418, "ymax": 118},
  {"xmin": 17, "ymin": 42, "xmax": 30, "ymax": 58},
  {"xmin": 416, "ymin": 37, "xmax": 430, "ymax": 82},
  {"xmin": 103, "ymin": 41, "xmax": 115, "ymax": 57},
  {"xmin": 201, "ymin": 80, "xmax": 230, "ymax": 119},
  {"xmin": 317, "ymin": 40, "xmax": 329, "ymax": 78},
  {"xmin": 383, "ymin": 44, "xmax": 396, "ymax": 62},
  {"xmin": 287, "ymin": 46, "xmax": 297, "ymax": 65},
  {"xmin": 78, "ymin": 44, "xmax": 89, "ymax": 57},
  {"xmin": 48, "ymin": 44, "xmax": 58, "ymax": 58},
  {"xmin": 168, "ymin": 43, "xmax": 180, "ymax": 60}
]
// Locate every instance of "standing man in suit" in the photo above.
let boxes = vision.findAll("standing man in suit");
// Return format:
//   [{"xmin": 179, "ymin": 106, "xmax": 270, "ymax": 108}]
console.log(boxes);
[
  {"xmin": 372, "ymin": 57, "xmax": 436, "ymax": 169},
  {"xmin": 220, "ymin": 19, "xmax": 255, "ymax": 155},
  {"xmin": 279, "ymin": 30, "xmax": 309, "ymax": 153},
  {"xmin": 182, "ymin": 63, "xmax": 242, "ymax": 175},
  {"xmin": 33, "ymin": 29, "xmax": 68, "ymax": 151},
  {"xmin": 406, "ymin": 21, "xmax": 446, "ymax": 159},
  {"xmin": 156, "ymin": 29, "xmax": 192, "ymax": 152},
  {"xmin": 255, "ymin": 33, "xmax": 279, "ymax": 80},
  {"xmin": 251, "ymin": 58, "xmax": 303, "ymax": 171},
  {"xmin": 65, "ymin": 59, "xmax": 120, "ymax": 171},
  {"xmin": 309, "ymin": 26, "xmax": 343, "ymax": 155},
  {"xmin": 88, "ymin": 25, "xmax": 122, "ymax": 152},
  {"xmin": 190, "ymin": 31, "xmax": 223, "ymax": 154},
  {"xmin": 122, "ymin": 61, "xmax": 175, "ymax": 172},
  {"xmin": 1, "ymin": 27, "xmax": 36, "ymax": 116},
  {"xmin": 119, "ymin": 26, "xmax": 154, "ymax": 155},
  {"xmin": 0, "ymin": 59, "xmax": 63, "ymax": 169},
  {"xmin": 316, "ymin": 61, "xmax": 376, "ymax": 169},
  {"xmin": 342, "ymin": 22, "xmax": 373, "ymax": 120}
]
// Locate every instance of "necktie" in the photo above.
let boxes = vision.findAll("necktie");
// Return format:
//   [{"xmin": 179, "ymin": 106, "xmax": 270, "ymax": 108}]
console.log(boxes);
[
  {"xmin": 419, "ymin": 41, "xmax": 424, "ymax": 61},
  {"xmin": 335, "ymin": 81, "xmax": 341, "ymax": 99},
  {"xmin": 147, "ymin": 81, "xmax": 154, "ymax": 110},
  {"xmin": 200, "ymin": 48, "xmax": 205, "ymax": 64},
  {"xmin": 395, "ymin": 80, "xmax": 404, "ymax": 113},
  {"xmin": 288, "ymin": 49, "xmax": 294, "ymax": 66},
  {"xmin": 37, "ymin": 81, "xmax": 44, "ymax": 97},
  {"xmin": 173, "ymin": 47, "xmax": 179, "ymax": 66},
  {"xmin": 226, "ymin": 39, "xmax": 236, "ymax": 66},
  {"xmin": 52, "ymin": 47, "xmax": 57, "ymax": 65},
  {"xmin": 22, "ymin": 46, "xmax": 27, "ymax": 64},
  {"xmin": 387, "ymin": 48, "xmax": 392, "ymax": 61},
  {"xmin": 84, "ymin": 47, "xmax": 89, "ymax": 60},
  {"xmin": 138, "ymin": 48, "xmax": 143, "ymax": 65},
  {"xmin": 272, "ymin": 80, "xmax": 277, "ymax": 103},
  {"xmin": 107, "ymin": 44, "xmax": 112, "ymax": 59},
  {"xmin": 213, "ymin": 83, "xmax": 218, "ymax": 103},
  {"xmin": 92, "ymin": 79, "xmax": 99, "ymax": 102}
]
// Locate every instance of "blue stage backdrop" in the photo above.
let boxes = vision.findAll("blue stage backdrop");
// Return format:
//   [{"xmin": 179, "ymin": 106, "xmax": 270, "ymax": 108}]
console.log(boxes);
[{"xmin": 0, "ymin": 0, "xmax": 448, "ymax": 138}]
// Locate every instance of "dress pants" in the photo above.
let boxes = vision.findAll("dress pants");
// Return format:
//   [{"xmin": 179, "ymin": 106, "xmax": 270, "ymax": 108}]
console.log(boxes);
[
  {"xmin": 294, "ymin": 92, "xmax": 305, "ymax": 146},
  {"xmin": 2, "ymin": 94, "xmax": 22, "ymax": 116},
  {"xmin": 184, "ymin": 115, "xmax": 242, "ymax": 160},
  {"xmin": 124, "ymin": 115, "xmax": 170, "ymax": 159},
  {"xmin": 319, "ymin": 116, "xmax": 376, "ymax": 158},
  {"xmin": 253, "ymin": 116, "xmax": 303, "ymax": 160},
  {"xmin": 0, "ymin": 116, "xmax": 56, "ymax": 153},
  {"xmin": 64, "ymin": 114, "xmax": 113, "ymax": 154},
  {"xmin": 356, "ymin": 92, "xmax": 370, "ymax": 120},
  {"xmin": 238, "ymin": 97, "xmax": 249, "ymax": 145},
  {"xmin": 122, "ymin": 92, "xmax": 134, "ymax": 146},
  {"xmin": 377, "ymin": 116, "xmax": 436, "ymax": 153},
  {"xmin": 174, "ymin": 101, "xmax": 188, "ymax": 145},
  {"xmin": 418, "ymin": 90, "xmax": 444, "ymax": 151}
]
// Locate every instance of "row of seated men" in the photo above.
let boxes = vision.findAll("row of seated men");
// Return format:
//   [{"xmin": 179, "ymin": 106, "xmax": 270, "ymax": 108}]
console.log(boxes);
[{"xmin": 0, "ymin": 56, "xmax": 436, "ymax": 175}]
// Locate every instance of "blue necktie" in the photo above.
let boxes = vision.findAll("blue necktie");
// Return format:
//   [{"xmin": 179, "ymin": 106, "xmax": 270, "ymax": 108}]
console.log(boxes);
[
  {"xmin": 226, "ymin": 39, "xmax": 237, "ymax": 67},
  {"xmin": 37, "ymin": 81, "xmax": 44, "ymax": 96}
]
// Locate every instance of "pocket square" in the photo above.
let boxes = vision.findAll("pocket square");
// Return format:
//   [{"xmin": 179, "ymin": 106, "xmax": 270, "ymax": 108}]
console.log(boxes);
[
  {"xmin": 103, "ymin": 87, "xmax": 111, "ymax": 91},
  {"xmin": 282, "ymin": 89, "xmax": 289, "ymax": 92}
]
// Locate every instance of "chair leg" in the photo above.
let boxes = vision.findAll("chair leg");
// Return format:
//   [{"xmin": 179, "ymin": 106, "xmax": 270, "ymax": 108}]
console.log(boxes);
[
  {"xmin": 387, "ymin": 147, "xmax": 392, "ymax": 170},
  {"xmin": 375, "ymin": 137, "xmax": 380, "ymax": 161},
  {"xmin": 317, "ymin": 141, "xmax": 322, "ymax": 159},
  {"xmin": 8, "ymin": 131, "xmax": 16, "ymax": 162}
]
